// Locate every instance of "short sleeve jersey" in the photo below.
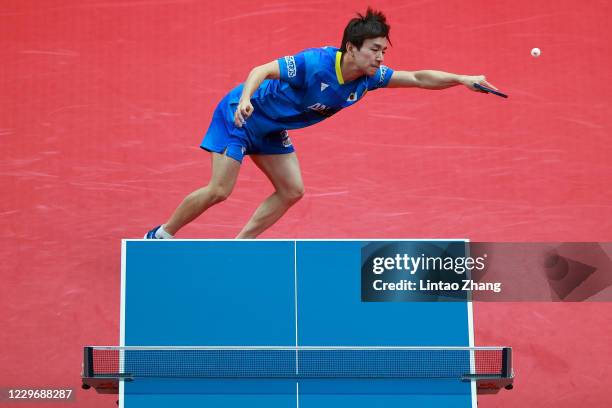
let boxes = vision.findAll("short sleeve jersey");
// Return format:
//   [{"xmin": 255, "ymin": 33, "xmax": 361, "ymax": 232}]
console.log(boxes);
[{"xmin": 225, "ymin": 46, "xmax": 394, "ymax": 136}]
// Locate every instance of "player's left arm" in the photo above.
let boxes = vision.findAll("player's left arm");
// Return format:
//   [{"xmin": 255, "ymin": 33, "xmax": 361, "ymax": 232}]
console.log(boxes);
[{"xmin": 387, "ymin": 70, "xmax": 498, "ymax": 92}]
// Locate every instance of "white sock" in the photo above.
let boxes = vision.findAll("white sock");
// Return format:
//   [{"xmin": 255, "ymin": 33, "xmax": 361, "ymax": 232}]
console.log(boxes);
[{"xmin": 155, "ymin": 225, "xmax": 174, "ymax": 239}]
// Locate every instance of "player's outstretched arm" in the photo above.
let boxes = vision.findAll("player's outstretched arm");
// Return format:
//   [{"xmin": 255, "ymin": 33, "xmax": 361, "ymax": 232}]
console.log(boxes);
[
  {"xmin": 234, "ymin": 61, "xmax": 281, "ymax": 127},
  {"xmin": 387, "ymin": 70, "xmax": 498, "ymax": 93}
]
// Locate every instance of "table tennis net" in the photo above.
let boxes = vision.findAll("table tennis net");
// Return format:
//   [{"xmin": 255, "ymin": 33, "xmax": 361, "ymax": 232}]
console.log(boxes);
[{"xmin": 84, "ymin": 347, "xmax": 512, "ymax": 380}]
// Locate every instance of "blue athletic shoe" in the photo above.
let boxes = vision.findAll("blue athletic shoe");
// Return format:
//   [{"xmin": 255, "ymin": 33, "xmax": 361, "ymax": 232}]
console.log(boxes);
[{"xmin": 144, "ymin": 225, "xmax": 162, "ymax": 239}]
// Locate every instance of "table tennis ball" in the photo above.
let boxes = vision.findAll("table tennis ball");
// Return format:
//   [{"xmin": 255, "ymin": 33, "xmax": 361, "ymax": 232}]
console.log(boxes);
[{"xmin": 531, "ymin": 48, "xmax": 541, "ymax": 58}]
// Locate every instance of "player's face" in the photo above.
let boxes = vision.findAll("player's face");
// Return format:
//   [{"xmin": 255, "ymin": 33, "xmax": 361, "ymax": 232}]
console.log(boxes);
[{"xmin": 354, "ymin": 37, "xmax": 388, "ymax": 76}]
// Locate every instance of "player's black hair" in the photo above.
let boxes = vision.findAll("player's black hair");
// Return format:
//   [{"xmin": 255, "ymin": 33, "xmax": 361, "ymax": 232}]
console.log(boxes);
[{"xmin": 340, "ymin": 7, "xmax": 391, "ymax": 52}]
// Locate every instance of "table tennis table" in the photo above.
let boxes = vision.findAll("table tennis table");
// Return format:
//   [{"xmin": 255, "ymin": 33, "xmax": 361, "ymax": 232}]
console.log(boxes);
[{"xmin": 82, "ymin": 239, "xmax": 513, "ymax": 407}]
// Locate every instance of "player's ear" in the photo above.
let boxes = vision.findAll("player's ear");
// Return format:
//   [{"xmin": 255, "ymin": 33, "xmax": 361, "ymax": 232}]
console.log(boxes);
[{"xmin": 346, "ymin": 42, "xmax": 356, "ymax": 56}]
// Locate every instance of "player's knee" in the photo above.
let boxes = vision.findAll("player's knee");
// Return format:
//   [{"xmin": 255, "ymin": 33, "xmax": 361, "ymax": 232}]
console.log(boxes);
[
  {"xmin": 281, "ymin": 185, "xmax": 305, "ymax": 205},
  {"xmin": 208, "ymin": 185, "xmax": 233, "ymax": 204}
]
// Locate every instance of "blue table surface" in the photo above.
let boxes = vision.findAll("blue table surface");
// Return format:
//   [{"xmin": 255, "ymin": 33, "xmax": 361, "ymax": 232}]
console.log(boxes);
[{"xmin": 120, "ymin": 240, "xmax": 476, "ymax": 408}]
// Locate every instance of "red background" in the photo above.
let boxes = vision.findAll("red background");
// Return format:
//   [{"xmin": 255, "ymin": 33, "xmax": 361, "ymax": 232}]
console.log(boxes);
[{"xmin": 2, "ymin": 0, "xmax": 611, "ymax": 406}]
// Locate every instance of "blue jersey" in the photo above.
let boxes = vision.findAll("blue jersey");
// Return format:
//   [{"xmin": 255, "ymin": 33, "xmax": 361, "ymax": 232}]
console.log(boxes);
[{"xmin": 225, "ymin": 46, "xmax": 394, "ymax": 136}]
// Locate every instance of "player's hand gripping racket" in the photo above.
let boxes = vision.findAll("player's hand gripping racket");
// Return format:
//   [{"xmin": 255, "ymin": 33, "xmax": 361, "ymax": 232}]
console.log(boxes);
[{"xmin": 473, "ymin": 83, "xmax": 508, "ymax": 98}]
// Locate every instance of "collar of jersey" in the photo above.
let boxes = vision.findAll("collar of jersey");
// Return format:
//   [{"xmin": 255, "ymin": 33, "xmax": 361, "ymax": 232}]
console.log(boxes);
[{"xmin": 335, "ymin": 51, "xmax": 345, "ymax": 85}]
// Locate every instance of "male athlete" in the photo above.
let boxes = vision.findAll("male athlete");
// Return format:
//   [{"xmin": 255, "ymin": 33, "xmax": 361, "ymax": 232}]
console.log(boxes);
[{"xmin": 145, "ymin": 8, "xmax": 498, "ymax": 239}]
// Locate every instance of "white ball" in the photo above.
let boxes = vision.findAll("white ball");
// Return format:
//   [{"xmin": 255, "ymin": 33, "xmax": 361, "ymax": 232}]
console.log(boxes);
[{"xmin": 531, "ymin": 47, "xmax": 541, "ymax": 58}]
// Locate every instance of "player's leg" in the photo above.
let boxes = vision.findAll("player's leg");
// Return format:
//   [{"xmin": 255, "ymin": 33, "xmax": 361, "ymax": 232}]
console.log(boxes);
[
  {"xmin": 236, "ymin": 152, "xmax": 304, "ymax": 239},
  {"xmin": 162, "ymin": 152, "xmax": 241, "ymax": 236},
  {"xmin": 145, "ymin": 91, "xmax": 249, "ymax": 238}
]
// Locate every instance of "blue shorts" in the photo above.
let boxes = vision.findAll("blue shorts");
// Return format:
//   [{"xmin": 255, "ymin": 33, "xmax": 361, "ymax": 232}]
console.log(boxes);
[{"xmin": 200, "ymin": 96, "xmax": 295, "ymax": 163}]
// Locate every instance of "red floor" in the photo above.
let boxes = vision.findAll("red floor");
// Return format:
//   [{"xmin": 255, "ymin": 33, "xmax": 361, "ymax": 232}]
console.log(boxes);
[{"xmin": 2, "ymin": 1, "xmax": 612, "ymax": 407}]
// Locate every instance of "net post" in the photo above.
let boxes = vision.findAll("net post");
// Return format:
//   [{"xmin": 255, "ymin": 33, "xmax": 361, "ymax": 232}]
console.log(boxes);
[
  {"xmin": 83, "ymin": 347, "xmax": 94, "ymax": 377},
  {"xmin": 501, "ymin": 347, "xmax": 512, "ymax": 378}
]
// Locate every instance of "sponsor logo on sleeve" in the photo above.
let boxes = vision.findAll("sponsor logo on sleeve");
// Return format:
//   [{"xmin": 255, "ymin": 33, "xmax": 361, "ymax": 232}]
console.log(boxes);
[
  {"xmin": 284, "ymin": 56, "xmax": 297, "ymax": 78},
  {"xmin": 377, "ymin": 65, "xmax": 388, "ymax": 87}
]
